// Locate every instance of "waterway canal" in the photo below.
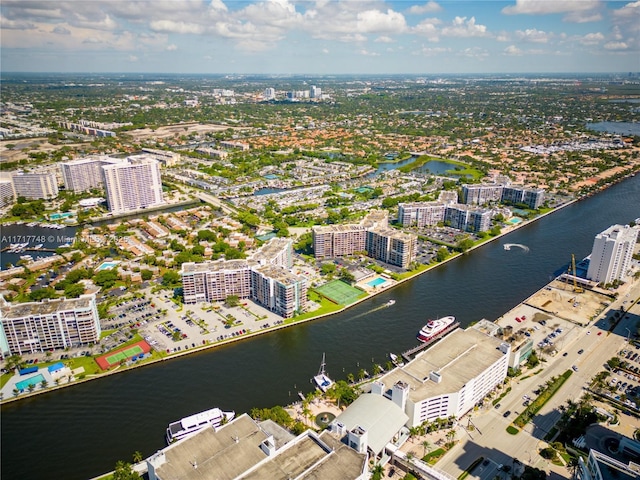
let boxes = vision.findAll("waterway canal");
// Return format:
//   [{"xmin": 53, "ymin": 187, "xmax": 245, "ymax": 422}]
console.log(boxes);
[{"xmin": 1, "ymin": 174, "xmax": 639, "ymax": 480}]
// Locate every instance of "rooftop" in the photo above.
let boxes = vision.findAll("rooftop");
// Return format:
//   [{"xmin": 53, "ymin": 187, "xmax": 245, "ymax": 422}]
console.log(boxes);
[
  {"xmin": 379, "ymin": 328, "xmax": 508, "ymax": 401},
  {"xmin": 0, "ymin": 295, "xmax": 95, "ymax": 319},
  {"xmin": 331, "ymin": 392, "xmax": 408, "ymax": 455}
]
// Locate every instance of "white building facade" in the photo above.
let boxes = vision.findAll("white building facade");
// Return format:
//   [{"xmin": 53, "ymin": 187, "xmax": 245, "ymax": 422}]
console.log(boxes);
[
  {"xmin": 587, "ymin": 224, "xmax": 639, "ymax": 285},
  {"xmin": 0, "ymin": 295, "xmax": 101, "ymax": 356},
  {"xmin": 102, "ymin": 156, "xmax": 164, "ymax": 213},
  {"xmin": 11, "ymin": 172, "xmax": 58, "ymax": 200}
]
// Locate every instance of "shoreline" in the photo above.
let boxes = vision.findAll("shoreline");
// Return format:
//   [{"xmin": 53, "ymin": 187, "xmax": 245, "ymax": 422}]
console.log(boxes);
[{"xmin": 2, "ymin": 171, "xmax": 636, "ymax": 405}]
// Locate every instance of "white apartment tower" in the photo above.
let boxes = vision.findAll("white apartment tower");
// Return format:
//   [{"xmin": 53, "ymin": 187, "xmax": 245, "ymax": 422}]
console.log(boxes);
[
  {"xmin": 586, "ymin": 224, "xmax": 639, "ymax": 285},
  {"xmin": 102, "ymin": 156, "xmax": 164, "ymax": 214},
  {"xmin": 0, "ymin": 295, "xmax": 101, "ymax": 356},
  {"xmin": 60, "ymin": 156, "xmax": 119, "ymax": 192},
  {"xmin": 263, "ymin": 87, "xmax": 276, "ymax": 100},
  {"xmin": 11, "ymin": 172, "xmax": 58, "ymax": 200}
]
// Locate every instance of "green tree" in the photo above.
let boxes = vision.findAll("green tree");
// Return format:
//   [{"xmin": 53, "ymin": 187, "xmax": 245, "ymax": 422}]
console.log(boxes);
[
  {"xmin": 132, "ymin": 451, "xmax": 143, "ymax": 464},
  {"xmin": 64, "ymin": 282, "xmax": 85, "ymax": 298},
  {"xmin": 338, "ymin": 268, "xmax": 355, "ymax": 284},
  {"xmin": 94, "ymin": 269, "xmax": 119, "ymax": 289},
  {"xmin": 321, "ymin": 263, "xmax": 336, "ymax": 275},
  {"xmin": 436, "ymin": 247, "xmax": 449, "ymax": 262},
  {"xmin": 140, "ymin": 269, "xmax": 153, "ymax": 281},
  {"xmin": 112, "ymin": 460, "xmax": 140, "ymax": 480},
  {"xmin": 162, "ymin": 271, "xmax": 181, "ymax": 287},
  {"xmin": 225, "ymin": 295, "xmax": 240, "ymax": 307}
]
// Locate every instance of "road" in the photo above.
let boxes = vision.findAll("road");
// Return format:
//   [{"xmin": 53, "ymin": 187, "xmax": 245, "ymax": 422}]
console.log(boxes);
[{"xmin": 437, "ymin": 275, "xmax": 640, "ymax": 479}]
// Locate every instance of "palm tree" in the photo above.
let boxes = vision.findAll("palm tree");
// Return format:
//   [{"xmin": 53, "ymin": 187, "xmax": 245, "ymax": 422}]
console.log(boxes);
[
  {"xmin": 446, "ymin": 428, "xmax": 456, "ymax": 445},
  {"xmin": 347, "ymin": 373, "xmax": 355, "ymax": 384},
  {"xmin": 406, "ymin": 450, "xmax": 417, "ymax": 469},
  {"xmin": 28, "ymin": 384, "xmax": 36, "ymax": 393},
  {"xmin": 370, "ymin": 464, "xmax": 383, "ymax": 479},
  {"xmin": 408, "ymin": 426, "xmax": 420, "ymax": 442},
  {"xmin": 40, "ymin": 379, "xmax": 48, "ymax": 389},
  {"xmin": 132, "ymin": 451, "xmax": 143, "ymax": 463},
  {"xmin": 12, "ymin": 388, "xmax": 19, "ymax": 397},
  {"xmin": 357, "ymin": 368, "xmax": 366, "ymax": 381},
  {"xmin": 422, "ymin": 440, "xmax": 432, "ymax": 458},
  {"xmin": 567, "ymin": 456, "xmax": 580, "ymax": 479}
]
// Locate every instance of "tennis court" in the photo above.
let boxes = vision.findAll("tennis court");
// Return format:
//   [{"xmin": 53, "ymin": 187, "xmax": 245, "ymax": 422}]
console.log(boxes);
[
  {"xmin": 315, "ymin": 280, "xmax": 364, "ymax": 305},
  {"xmin": 96, "ymin": 340, "xmax": 151, "ymax": 370}
]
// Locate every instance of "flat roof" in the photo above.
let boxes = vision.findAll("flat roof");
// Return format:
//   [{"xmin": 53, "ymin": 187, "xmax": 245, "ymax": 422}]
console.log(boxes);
[
  {"xmin": 153, "ymin": 414, "xmax": 367, "ymax": 480},
  {"xmin": 1, "ymin": 295, "xmax": 95, "ymax": 319},
  {"xmin": 251, "ymin": 238, "xmax": 291, "ymax": 262},
  {"xmin": 255, "ymin": 265, "xmax": 303, "ymax": 285},
  {"xmin": 332, "ymin": 393, "xmax": 408, "ymax": 455},
  {"xmin": 155, "ymin": 414, "xmax": 269, "ymax": 480},
  {"xmin": 182, "ymin": 259, "xmax": 250, "ymax": 274},
  {"xmin": 380, "ymin": 328, "xmax": 507, "ymax": 401}
]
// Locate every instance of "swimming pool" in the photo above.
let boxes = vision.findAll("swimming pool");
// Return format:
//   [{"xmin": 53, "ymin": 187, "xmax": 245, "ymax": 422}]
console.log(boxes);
[
  {"xmin": 367, "ymin": 277, "xmax": 387, "ymax": 288},
  {"xmin": 16, "ymin": 373, "xmax": 44, "ymax": 391},
  {"xmin": 97, "ymin": 261, "xmax": 120, "ymax": 271},
  {"xmin": 508, "ymin": 217, "xmax": 523, "ymax": 225}
]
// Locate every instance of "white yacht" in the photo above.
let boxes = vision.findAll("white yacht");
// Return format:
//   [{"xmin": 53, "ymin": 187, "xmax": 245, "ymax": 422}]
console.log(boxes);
[
  {"xmin": 166, "ymin": 407, "xmax": 235, "ymax": 444},
  {"xmin": 313, "ymin": 353, "xmax": 334, "ymax": 392}
]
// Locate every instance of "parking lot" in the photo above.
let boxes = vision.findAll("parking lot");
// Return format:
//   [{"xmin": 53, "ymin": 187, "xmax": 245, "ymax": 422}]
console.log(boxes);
[{"xmin": 137, "ymin": 288, "xmax": 290, "ymax": 355}]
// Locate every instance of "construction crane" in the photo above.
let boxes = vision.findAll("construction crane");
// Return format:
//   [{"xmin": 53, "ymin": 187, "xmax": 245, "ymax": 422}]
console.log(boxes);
[{"xmin": 571, "ymin": 254, "xmax": 584, "ymax": 293}]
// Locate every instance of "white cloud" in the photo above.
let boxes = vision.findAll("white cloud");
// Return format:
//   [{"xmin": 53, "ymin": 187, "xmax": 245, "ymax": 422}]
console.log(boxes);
[
  {"xmin": 515, "ymin": 28, "xmax": 552, "ymax": 43},
  {"xmin": 414, "ymin": 46, "xmax": 450, "ymax": 56},
  {"xmin": 502, "ymin": 0, "xmax": 602, "ymax": 15},
  {"xmin": 604, "ymin": 41, "xmax": 629, "ymax": 50},
  {"xmin": 441, "ymin": 16, "xmax": 488, "ymax": 38},
  {"xmin": 128, "ymin": 55, "xmax": 139, "ymax": 62},
  {"xmin": 408, "ymin": 2, "xmax": 442, "ymax": 15},
  {"xmin": 503, "ymin": 45, "xmax": 523, "ymax": 55},
  {"xmin": 166, "ymin": 44, "xmax": 178, "ymax": 51},
  {"xmin": 356, "ymin": 9, "xmax": 407, "ymax": 34},
  {"xmin": 150, "ymin": 20, "xmax": 205, "ymax": 35},
  {"xmin": 322, "ymin": 48, "xmax": 329, "ymax": 54},
  {"xmin": 578, "ymin": 32, "xmax": 604, "ymax": 45},
  {"xmin": 563, "ymin": 11, "xmax": 602, "ymax": 23},
  {"xmin": 458, "ymin": 47, "xmax": 488, "ymax": 58},
  {"xmin": 375, "ymin": 35, "xmax": 394, "ymax": 43},
  {"xmin": 359, "ymin": 49, "xmax": 380, "ymax": 56},
  {"xmin": 413, "ymin": 18, "xmax": 440, "ymax": 41}
]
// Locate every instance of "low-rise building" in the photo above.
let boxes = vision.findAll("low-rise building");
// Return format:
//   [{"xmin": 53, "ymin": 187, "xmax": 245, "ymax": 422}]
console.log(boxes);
[
  {"xmin": 147, "ymin": 413, "xmax": 368, "ymax": 480},
  {"xmin": 376, "ymin": 328, "xmax": 510, "ymax": 427}
]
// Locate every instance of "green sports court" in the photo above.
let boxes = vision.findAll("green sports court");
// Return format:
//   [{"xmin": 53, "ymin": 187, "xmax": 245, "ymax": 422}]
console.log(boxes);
[
  {"xmin": 96, "ymin": 340, "xmax": 151, "ymax": 370},
  {"xmin": 315, "ymin": 280, "xmax": 364, "ymax": 305}
]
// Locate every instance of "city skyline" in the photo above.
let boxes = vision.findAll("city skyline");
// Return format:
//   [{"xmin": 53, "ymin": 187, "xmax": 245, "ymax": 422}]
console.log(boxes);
[{"xmin": 1, "ymin": 0, "xmax": 638, "ymax": 74}]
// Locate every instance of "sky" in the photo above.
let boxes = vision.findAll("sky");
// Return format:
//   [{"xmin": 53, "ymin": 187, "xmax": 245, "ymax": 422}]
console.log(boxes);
[{"xmin": 1, "ymin": 0, "xmax": 639, "ymax": 74}]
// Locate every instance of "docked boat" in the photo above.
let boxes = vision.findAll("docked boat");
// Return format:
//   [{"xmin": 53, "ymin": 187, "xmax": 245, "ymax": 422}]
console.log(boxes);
[
  {"xmin": 417, "ymin": 316, "xmax": 456, "ymax": 343},
  {"xmin": 166, "ymin": 407, "xmax": 235, "ymax": 444},
  {"xmin": 313, "ymin": 353, "xmax": 334, "ymax": 392},
  {"xmin": 385, "ymin": 299, "xmax": 396, "ymax": 307},
  {"xmin": 389, "ymin": 352, "xmax": 404, "ymax": 367}
]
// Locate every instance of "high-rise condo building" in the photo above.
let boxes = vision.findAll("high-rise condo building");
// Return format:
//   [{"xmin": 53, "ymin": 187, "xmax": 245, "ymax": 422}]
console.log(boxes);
[
  {"xmin": 180, "ymin": 239, "xmax": 307, "ymax": 318},
  {"xmin": 0, "ymin": 295, "xmax": 100, "ymax": 356},
  {"xmin": 60, "ymin": 156, "xmax": 121, "ymax": 192},
  {"xmin": 11, "ymin": 172, "xmax": 58, "ymax": 200},
  {"xmin": 102, "ymin": 156, "xmax": 164, "ymax": 213},
  {"xmin": 397, "ymin": 202, "xmax": 446, "ymax": 227},
  {"xmin": 462, "ymin": 184, "xmax": 504, "ymax": 205},
  {"xmin": 586, "ymin": 224, "xmax": 639, "ymax": 285},
  {"xmin": 444, "ymin": 205, "xmax": 493, "ymax": 233}
]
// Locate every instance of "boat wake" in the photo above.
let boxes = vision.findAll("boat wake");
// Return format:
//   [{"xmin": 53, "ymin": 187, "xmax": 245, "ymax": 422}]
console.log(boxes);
[
  {"xmin": 348, "ymin": 302, "xmax": 393, "ymax": 321},
  {"xmin": 503, "ymin": 243, "xmax": 530, "ymax": 253}
]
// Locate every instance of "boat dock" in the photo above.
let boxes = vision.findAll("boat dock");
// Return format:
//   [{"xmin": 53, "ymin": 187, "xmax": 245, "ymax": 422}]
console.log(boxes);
[{"xmin": 401, "ymin": 322, "xmax": 460, "ymax": 363}]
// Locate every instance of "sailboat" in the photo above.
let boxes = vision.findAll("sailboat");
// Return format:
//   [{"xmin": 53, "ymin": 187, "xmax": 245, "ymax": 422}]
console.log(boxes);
[{"xmin": 313, "ymin": 353, "xmax": 334, "ymax": 392}]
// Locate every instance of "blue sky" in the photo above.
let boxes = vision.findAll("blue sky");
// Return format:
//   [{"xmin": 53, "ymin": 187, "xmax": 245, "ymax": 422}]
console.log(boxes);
[{"xmin": 1, "ymin": 1, "xmax": 638, "ymax": 74}]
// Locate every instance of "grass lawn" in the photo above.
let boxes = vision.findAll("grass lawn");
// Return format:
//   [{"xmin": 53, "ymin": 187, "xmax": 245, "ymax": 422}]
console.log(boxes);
[
  {"xmin": 423, "ymin": 448, "xmax": 446, "ymax": 464},
  {"xmin": 514, "ymin": 370, "xmax": 572, "ymax": 428},
  {"xmin": 294, "ymin": 296, "xmax": 344, "ymax": 321},
  {"xmin": 1, "ymin": 373, "xmax": 12, "ymax": 389}
]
